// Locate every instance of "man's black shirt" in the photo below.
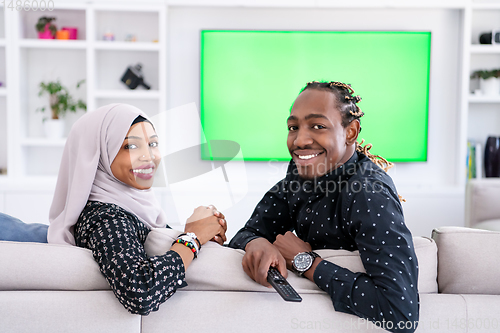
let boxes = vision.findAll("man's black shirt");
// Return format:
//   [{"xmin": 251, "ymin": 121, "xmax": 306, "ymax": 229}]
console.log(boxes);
[{"xmin": 229, "ymin": 152, "xmax": 419, "ymax": 332}]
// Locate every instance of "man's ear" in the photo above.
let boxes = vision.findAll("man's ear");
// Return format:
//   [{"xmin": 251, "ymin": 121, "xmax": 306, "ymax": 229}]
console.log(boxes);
[{"xmin": 345, "ymin": 120, "xmax": 360, "ymax": 146}]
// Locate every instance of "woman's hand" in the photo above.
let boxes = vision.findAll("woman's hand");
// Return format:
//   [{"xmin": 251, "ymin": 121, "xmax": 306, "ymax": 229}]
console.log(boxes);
[
  {"xmin": 186, "ymin": 206, "xmax": 216, "ymax": 224},
  {"xmin": 184, "ymin": 214, "xmax": 226, "ymax": 245},
  {"xmin": 185, "ymin": 205, "xmax": 227, "ymax": 245}
]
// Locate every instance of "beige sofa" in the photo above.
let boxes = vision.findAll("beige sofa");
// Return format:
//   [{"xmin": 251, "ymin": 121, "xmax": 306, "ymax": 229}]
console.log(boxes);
[
  {"xmin": 465, "ymin": 178, "xmax": 500, "ymax": 231},
  {"xmin": 1, "ymin": 226, "xmax": 499, "ymax": 333}
]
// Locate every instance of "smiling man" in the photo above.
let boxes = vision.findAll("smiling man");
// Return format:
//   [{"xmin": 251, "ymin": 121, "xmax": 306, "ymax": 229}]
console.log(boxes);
[{"xmin": 229, "ymin": 81, "xmax": 419, "ymax": 333}]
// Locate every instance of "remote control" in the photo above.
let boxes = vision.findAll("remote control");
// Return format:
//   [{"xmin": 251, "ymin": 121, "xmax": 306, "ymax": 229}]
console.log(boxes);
[{"xmin": 267, "ymin": 267, "xmax": 302, "ymax": 302}]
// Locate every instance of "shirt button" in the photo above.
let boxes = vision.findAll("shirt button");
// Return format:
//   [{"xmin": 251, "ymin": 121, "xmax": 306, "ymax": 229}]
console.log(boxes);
[{"xmin": 306, "ymin": 208, "xmax": 312, "ymax": 213}]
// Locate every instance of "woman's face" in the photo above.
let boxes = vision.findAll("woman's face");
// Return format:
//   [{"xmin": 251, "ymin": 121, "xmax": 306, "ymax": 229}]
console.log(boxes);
[{"xmin": 111, "ymin": 121, "xmax": 161, "ymax": 190}]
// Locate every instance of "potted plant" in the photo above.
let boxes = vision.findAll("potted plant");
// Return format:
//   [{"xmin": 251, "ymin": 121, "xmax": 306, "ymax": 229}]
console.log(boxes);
[
  {"xmin": 37, "ymin": 79, "xmax": 86, "ymax": 138},
  {"xmin": 36, "ymin": 17, "xmax": 57, "ymax": 39},
  {"xmin": 471, "ymin": 69, "xmax": 500, "ymax": 95}
]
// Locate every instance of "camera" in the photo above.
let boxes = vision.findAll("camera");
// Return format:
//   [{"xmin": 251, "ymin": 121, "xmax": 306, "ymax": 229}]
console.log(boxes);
[{"xmin": 479, "ymin": 31, "xmax": 500, "ymax": 44}]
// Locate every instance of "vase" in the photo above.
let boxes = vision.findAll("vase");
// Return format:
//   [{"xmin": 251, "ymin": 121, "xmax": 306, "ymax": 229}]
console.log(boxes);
[
  {"xmin": 38, "ymin": 23, "xmax": 55, "ymax": 39},
  {"xmin": 480, "ymin": 77, "xmax": 500, "ymax": 96},
  {"xmin": 43, "ymin": 119, "xmax": 64, "ymax": 139},
  {"xmin": 484, "ymin": 136, "xmax": 500, "ymax": 177}
]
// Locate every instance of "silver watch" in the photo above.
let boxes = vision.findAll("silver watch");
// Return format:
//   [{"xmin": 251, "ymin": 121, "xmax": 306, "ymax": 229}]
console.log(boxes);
[{"xmin": 292, "ymin": 251, "xmax": 320, "ymax": 276}]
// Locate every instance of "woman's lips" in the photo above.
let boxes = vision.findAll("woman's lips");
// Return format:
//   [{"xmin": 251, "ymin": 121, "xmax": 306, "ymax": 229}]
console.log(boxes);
[{"xmin": 132, "ymin": 165, "xmax": 155, "ymax": 180}]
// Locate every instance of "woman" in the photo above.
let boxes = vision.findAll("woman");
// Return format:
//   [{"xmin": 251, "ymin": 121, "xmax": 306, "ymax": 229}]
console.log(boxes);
[{"xmin": 48, "ymin": 103, "xmax": 226, "ymax": 315}]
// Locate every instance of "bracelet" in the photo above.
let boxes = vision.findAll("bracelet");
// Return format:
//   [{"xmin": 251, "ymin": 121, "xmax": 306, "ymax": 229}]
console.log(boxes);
[
  {"xmin": 172, "ymin": 238, "xmax": 198, "ymax": 259},
  {"xmin": 178, "ymin": 232, "xmax": 201, "ymax": 251}
]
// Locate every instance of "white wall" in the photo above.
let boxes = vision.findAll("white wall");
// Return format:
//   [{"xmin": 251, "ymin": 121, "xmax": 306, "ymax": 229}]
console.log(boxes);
[
  {"xmin": 166, "ymin": 6, "xmax": 464, "ymax": 239},
  {"xmin": 1, "ymin": 4, "xmax": 466, "ymax": 240}
]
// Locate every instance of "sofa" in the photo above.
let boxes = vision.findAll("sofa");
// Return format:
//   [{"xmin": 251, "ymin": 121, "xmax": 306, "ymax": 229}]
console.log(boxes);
[
  {"xmin": 0, "ymin": 226, "xmax": 499, "ymax": 333},
  {"xmin": 465, "ymin": 178, "xmax": 500, "ymax": 231}
]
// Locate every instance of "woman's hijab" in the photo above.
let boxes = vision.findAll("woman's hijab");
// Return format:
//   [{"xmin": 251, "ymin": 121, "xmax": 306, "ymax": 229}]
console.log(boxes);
[{"xmin": 48, "ymin": 103, "xmax": 167, "ymax": 245}]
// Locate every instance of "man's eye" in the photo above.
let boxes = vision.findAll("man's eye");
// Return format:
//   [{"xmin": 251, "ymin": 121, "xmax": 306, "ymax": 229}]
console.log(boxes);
[
  {"xmin": 150, "ymin": 142, "xmax": 159, "ymax": 148},
  {"xmin": 288, "ymin": 125, "xmax": 298, "ymax": 131},
  {"xmin": 313, "ymin": 124, "xmax": 326, "ymax": 130},
  {"xmin": 125, "ymin": 144, "xmax": 137, "ymax": 149}
]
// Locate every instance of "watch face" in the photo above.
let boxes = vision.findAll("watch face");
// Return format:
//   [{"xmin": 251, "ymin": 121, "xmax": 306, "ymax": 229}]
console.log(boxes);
[{"xmin": 293, "ymin": 253, "xmax": 313, "ymax": 272}]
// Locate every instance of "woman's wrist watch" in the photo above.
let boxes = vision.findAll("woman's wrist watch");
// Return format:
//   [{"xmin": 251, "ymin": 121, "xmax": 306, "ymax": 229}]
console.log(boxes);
[{"xmin": 292, "ymin": 251, "xmax": 321, "ymax": 276}]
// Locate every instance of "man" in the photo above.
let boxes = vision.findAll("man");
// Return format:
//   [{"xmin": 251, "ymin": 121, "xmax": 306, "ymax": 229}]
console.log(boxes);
[{"xmin": 229, "ymin": 81, "xmax": 419, "ymax": 333}]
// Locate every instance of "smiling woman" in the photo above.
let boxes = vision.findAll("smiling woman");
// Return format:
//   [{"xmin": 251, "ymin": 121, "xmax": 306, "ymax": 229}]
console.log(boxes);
[
  {"xmin": 47, "ymin": 104, "xmax": 227, "ymax": 315},
  {"xmin": 111, "ymin": 116, "xmax": 160, "ymax": 190}
]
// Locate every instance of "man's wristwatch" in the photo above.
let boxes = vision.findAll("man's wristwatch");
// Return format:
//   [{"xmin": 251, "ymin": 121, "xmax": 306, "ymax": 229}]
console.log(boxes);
[{"xmin": 292, "ymin": 251, "xmax": 321, "ymax": 276}]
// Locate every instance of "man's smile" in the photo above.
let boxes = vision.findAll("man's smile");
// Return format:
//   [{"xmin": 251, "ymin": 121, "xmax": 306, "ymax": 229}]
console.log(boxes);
[{"xmin": 292, "ymin": 150, "xmax": 325, "ymax": 165}]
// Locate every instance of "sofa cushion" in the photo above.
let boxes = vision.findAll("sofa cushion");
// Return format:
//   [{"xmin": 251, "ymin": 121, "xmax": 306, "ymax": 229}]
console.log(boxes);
[
  {"xmin": 0, "ymin": 241, "xmax": 109, "ymax": 291},
  {"xmin": 145, "ymin": 228, "xmax": 438, "ymax": 294},
  {"xmin": 432, "ymin": 226, "xmax": 500, "ymax": 294}
]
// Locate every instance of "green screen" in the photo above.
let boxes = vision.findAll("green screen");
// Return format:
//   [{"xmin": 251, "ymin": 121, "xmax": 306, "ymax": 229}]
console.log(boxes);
[{"xmin": 201, "ymin": 31, "xmax": 430, "ymax": 162}]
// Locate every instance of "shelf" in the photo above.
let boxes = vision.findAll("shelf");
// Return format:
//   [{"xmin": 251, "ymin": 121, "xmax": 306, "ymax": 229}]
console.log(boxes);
[
  {"xmin": 94, "ymin": 89, "xmax": 160, "ymax": 99},
  {"xmin": 21, "ymin": 138, "xmax": 66, "ymax": 147},
  {"xmin": 94, "ymin": 41, "xmax": 160, "ymax": 51},
  {"xmin": 470, "ymin": 44, "xmax": 500, "ymax": 54},
  {"xmin": 19, "ymin": 39, "xmax": 87, "ymax": 50},
  {"xmin": 472, "ymin": 3, "xmax": 500, "ymax": 10},
  {"xmin": 468, "ymin": 94, "xmax": 500, "ymax": 103}
]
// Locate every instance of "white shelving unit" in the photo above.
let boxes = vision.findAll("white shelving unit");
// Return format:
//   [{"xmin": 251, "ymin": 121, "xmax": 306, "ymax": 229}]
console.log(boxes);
[
  {"xmin": 465, "ymin": 2, "xmax": 500, "ymax": 174},
  {"xmin": 1, "ymin": 1, "xmax": 166, "ymax": 179}
]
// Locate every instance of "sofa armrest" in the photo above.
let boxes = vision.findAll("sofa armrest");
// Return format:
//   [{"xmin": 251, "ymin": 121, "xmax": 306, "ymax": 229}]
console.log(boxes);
[{"xmin": 432, "ymin": 226, "xmax": 500, "ymax": 294}]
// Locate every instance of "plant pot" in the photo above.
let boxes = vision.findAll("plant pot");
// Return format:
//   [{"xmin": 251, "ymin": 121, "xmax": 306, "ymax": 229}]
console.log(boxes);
[
  {"xmin": 38, "ymin": 23, "xmax": 55, "ymax": 39},
  {"xmin": 480, "ymin": 77, "xmax": 500, "ymax": 96},
  {"xmin": 485, "ymin": 136, "xmax": 500, "ymax": 177},
  {"xmin": 62, "ymin": 27, "xmax": 78, "ymax": 40},
  {"xmin": 43, "ymin": 119, "xmax": 64, "ymax": 139},
  {"xmin": 56, "ymin": 30, "xmax": 70, "ymax": 40}
]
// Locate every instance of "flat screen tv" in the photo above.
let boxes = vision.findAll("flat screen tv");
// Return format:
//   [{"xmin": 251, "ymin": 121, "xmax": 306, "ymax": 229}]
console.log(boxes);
[{"xmin": 201, "ymin": 30, "xmax": 430, "ymax": 162}]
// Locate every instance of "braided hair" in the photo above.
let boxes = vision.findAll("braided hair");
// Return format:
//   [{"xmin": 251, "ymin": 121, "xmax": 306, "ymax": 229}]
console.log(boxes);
[{"xmin": 301, "ymin": 81, "xmax": 405, "ymax": 201}]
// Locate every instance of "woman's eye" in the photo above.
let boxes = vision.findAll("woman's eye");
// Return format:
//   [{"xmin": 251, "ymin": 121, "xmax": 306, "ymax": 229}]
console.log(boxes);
[
  {"xmin": 313, "ymin": 124, "xmax": 326, "ymax": 130},
  {"xmin": 125, "ymin": 144, "xmax": 138, "ymax": 149},
  {"xmin": 150, "ymin": 141, "xmax": 159, "ymax": 148}
]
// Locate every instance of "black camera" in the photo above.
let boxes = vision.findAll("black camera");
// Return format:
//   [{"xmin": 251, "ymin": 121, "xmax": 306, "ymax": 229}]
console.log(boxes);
[
  {"xmin": 479, "ymin": 31, "xmax": 500, "ymax": 44},
  {"xmin": 121, "ymin": 63, "xmax": 151, "ymax": 90}
]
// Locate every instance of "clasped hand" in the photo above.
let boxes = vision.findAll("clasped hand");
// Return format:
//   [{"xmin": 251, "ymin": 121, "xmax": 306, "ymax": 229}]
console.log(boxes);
[
  {"xmin": 242, "ymin": 231, "xmax": 311, "ymax": 287},
  {"xmin": 184, "ymin": 205, "xmax": 227, "ymax": 246}
]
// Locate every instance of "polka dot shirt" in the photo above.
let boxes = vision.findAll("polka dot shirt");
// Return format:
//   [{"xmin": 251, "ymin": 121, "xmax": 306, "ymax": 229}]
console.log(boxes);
[
  {"xmin": 229, "ymin": 152, "xmax": 419, "ymax": 332},
  {"xmin": 75, "ymin": 201, "xmax": 187, "ymax": 315}
]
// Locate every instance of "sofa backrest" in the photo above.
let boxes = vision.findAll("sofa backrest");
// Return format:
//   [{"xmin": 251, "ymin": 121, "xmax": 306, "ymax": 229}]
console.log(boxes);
[
  {"xmin": 0, "ymin": 229, "xmax": 438, "ymax": 294},
  {"xmin": 145, "ymin": 229, "xmax": 438, "ymax": 294},
  {"xmin": 432, "ymin": 226, "xmax": 500, "ymax": 295}
]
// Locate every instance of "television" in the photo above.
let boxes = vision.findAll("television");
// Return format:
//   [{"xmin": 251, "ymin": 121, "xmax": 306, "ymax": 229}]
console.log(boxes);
[{"xmin": 201, "ymin": 30, "xmax": 431, "ymax": 162}]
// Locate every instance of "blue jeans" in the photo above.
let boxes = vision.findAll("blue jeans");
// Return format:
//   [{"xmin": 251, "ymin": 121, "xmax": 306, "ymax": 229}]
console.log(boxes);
[{"xmin": 0, "ymin": 212, "xmax": 48, "ymax": 243}]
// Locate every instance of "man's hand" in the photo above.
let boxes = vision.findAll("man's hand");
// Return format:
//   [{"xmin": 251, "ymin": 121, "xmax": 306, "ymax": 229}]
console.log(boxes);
[
  {"xmin": 211, "ymin": 208, "xmax": 227, "ymax": 245},
  {"xmin": 273, "ymin": 231, "xmax": 312, "ymax": 270},
  {"xmin": 242, "ymin": 238, "xmax": 287, "ymax": 287}
]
